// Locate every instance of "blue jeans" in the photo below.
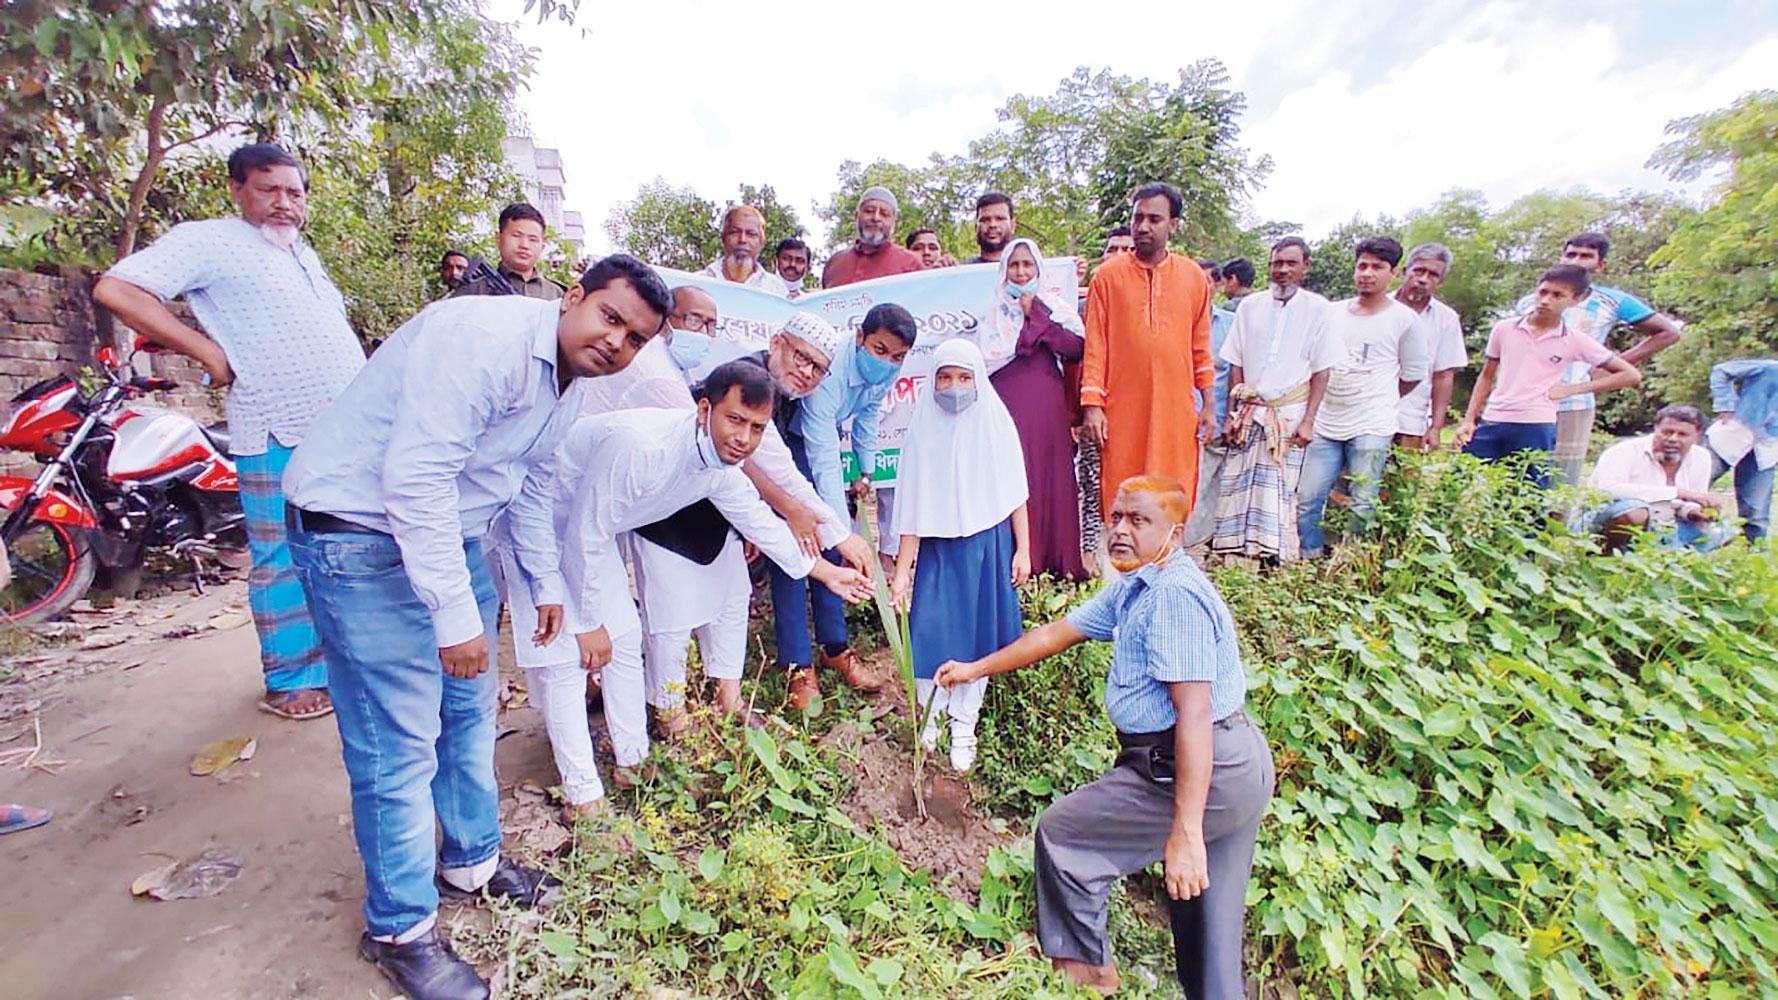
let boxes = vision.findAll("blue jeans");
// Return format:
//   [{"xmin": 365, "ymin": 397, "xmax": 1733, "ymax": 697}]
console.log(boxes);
[
  {"xmin": 1711, "ymin": 450, "xmax": 1774, "ymax": 543},
  {"xmin": 1579, "ymin": 498, "xmax": 1729, "ymax": 551},
  {"xmin": 770, "ymin": 432, "xmax": 849, "ymax": 668},
  {"xmin": 288, "ymin": 524, "xmax": 502, "ymax": 938},
  {"xmin": 1463, "ymin": 420, "xmax": 1557, "ymax": 488},
  {"xmin": 1296, "ymin": 433, "xmax": 1392, "ymax": 558}
]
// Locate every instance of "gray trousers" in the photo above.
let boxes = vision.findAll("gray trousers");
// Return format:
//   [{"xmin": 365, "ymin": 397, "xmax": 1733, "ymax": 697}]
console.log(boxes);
[{"xmin": 1034, "ymin": 712, "xmax": 1274, "ymax": 999}]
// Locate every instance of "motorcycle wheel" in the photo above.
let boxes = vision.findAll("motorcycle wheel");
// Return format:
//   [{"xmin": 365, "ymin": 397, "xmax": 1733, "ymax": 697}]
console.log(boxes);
[{"xmin": 2, "ymin": 522, "xmax": 97, "ymax": 623}]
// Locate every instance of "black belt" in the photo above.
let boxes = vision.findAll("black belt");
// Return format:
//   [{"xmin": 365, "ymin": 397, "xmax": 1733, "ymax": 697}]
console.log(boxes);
[
  {"xmin": 1114, "ymin": 711, "xmax": 1249, "ymax": 785},
  {"xmin": 285, "ymin": 505, "xmax": 386, "ymax": 536}
]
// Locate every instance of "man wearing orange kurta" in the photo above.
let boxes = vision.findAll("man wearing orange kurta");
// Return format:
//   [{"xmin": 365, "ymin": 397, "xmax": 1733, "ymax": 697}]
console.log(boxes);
[{"xmin": 1081, "ymin": 182, "xmax": 1215, "ymax": 521}]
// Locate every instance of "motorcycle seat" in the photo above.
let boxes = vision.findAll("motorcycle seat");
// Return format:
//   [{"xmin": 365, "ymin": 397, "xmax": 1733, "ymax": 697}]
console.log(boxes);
[{"xmin": 202, "ymin": 421, "xmax": 231, "ymax": 454}]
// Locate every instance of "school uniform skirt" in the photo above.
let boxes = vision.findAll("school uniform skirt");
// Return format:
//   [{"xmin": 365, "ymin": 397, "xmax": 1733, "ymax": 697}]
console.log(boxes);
[{"xmin": 910, "ymin": 519, "xmax": 1023, "ymax": 681}]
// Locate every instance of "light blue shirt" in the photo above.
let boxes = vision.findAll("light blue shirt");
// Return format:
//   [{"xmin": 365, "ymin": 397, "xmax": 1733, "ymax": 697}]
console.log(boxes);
[
  {"xmin": 284, "ymin": 297, "xmax": 588, "ymax": 647},
  {"xmin": 1067, "ymin": 553, "xmax": 1246, "ymax": 731},
  {"xmin": 103, "ymin": 218, "xmax": 366, "ymax": 455},
  {"xmin": 1515, "ymin": 285, "xmax": 1656, "ymax": 412},
  {"xmin": 792, "ymin": 344, "xmax": 897, "ymax": 519},
  {"xmin": 1193, "ymin": 306, "xmax": 1235, "ymax": 429},
  {"xmin": 1711, "ymin": 359, "xmax": 1778, "ymax": 470}
]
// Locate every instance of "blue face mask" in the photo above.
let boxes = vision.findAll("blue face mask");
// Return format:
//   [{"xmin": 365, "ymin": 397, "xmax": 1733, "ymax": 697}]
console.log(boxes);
[
  {"xmin": 1005, "ymin": 279, "xmax": 1040, "ymax": 299},
  {"xmin": 855, "ymin": 344, "xmax": 898, "ymax": 384},
  {"xmin": 666, "ymin": 328, "xmax": 714, "ymax": 371},
  {"xmin": 695, "ymin": 420, "xmax": 736, "ymax": 468},
  {"xmin": 934, "ymin": 385, "xmax": 977, "ymax": 414}
]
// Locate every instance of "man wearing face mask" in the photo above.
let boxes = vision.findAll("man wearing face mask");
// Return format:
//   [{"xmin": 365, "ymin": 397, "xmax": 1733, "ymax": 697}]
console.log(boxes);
[
  {"xmin": 773, "ymin": 238, "xmax": 814, "ymax": 299},
  {"xmin": 776, "ymin": 303, "xmax": 917, "ymax": 706},
  {"xmin": 633, "ymin": 311, "xmax": 878, "ymax": 714},
  {"xmin": 518, "ymin": 361, "xmax": 873, "ymax": 820},
  {"xmin": 821, "ymin": 186, "xmax": 923, "ymax": 288},
  {"xmin": 702, "ymin": 205, "xmax": 790, "ymax": 297},
  {"xmin": 936, "ymin": 475, "xmax": 1273, "ymax": 1000},
  {"xmin": 96, "ymin": 143, "xmax": 367, "ymax": 725}
]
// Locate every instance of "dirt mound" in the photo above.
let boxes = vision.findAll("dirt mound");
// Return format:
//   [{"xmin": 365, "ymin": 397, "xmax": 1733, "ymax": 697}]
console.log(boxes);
[{"xmin": 834, "ymin": 728, "xmax": 1012, "ymax": 903}]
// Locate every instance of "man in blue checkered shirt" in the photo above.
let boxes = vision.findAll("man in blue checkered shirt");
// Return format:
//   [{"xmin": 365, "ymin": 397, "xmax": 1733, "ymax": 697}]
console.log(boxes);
[{"xmin": 936, "ymin": 474, "xmax": 1274, "ymax": 999}]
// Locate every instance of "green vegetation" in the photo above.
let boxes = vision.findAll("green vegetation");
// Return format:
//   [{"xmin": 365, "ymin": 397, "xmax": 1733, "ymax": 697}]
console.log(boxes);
[{"xmin": 482, "ymin": 455, "xmax": 1778, "ymax": 998}]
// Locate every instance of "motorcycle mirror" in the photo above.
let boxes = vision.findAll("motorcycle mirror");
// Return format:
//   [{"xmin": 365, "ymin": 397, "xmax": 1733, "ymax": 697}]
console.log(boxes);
[
  {"xmin": 131, "ymin": 334, "xmax": 165, "ymax": 355},
  {"xmin": 96, "ymin": 346, "xmax": 118, "ymax": 368}
]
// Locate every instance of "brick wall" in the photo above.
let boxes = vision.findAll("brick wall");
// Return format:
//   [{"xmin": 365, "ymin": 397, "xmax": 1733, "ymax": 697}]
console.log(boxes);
[{"xmin": 0, "ymin": 266, "xmax": 223, "ymax": 472}]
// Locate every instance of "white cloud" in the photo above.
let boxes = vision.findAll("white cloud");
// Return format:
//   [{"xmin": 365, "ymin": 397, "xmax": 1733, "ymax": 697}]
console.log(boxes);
[{"xmin": 496, "ymin": 0, "xmax": 1775, "ymax": 252}]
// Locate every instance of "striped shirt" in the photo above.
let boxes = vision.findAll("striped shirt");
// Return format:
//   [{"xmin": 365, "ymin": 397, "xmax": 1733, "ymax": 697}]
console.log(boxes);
[{"xmin": 1067, "ymin": 554, "xmax": 1246, "ymax": 731}]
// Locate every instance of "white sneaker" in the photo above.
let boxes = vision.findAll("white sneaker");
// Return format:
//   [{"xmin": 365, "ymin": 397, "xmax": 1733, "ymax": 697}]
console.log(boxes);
[
  {"xmin": 920, "ymin": 716, "xmax": 941, "ymax": 752},
  {"xmin": 949, "ymin": 722, "xmax": 978, "ymax": 773}
]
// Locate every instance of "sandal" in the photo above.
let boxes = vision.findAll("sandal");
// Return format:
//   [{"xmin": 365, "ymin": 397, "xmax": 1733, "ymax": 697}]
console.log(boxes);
[
  {"xmin": 1, "ymin": 804, "xmax": 52, "ymax": 836},
  {"xmin": 258, "ymin": 688, "xmax": 334, "ymax": 721}
]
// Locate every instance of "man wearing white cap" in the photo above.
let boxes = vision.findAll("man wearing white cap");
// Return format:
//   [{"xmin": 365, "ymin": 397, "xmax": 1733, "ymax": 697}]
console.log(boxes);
[{"xmin": 821, "ymin": 186, "xmax": 923, "ymax": 289}]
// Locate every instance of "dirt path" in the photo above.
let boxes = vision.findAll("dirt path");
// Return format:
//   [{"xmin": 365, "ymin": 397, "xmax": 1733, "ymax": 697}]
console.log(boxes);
[{"xmin": 0, "ymin": 581, "xmax": 559, "ymax": 1000}]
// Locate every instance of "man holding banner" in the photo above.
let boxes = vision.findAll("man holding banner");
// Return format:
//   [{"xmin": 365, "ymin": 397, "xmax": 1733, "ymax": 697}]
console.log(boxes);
[{"xmin": 1080, "ymin": 183, "xmax": 1216, "ymax": 521}]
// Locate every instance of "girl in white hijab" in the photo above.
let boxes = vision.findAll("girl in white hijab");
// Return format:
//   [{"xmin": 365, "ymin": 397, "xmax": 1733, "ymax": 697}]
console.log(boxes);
[{"xmin": 890, "ymin": 338, "xmax": 1030, "ymax": 772}]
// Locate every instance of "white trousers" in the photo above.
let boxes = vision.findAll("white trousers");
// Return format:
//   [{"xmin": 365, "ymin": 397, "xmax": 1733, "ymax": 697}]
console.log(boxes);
[
  {"xmin": 915, "ymin": 676, "xmax": 988, "ymax": 729},
  {"xmin": 523, "ymin": 618, "xmax": 645, "ymax": 805},
  {"xmin": 644, "ymin": 585, "xmax": 749, "ymax": 709}
]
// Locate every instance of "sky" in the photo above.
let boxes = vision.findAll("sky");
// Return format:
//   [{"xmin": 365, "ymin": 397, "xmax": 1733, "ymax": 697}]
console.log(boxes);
[{"xmin": 499, "ymin": 0, "xmax": 1778, "ymax": 255}]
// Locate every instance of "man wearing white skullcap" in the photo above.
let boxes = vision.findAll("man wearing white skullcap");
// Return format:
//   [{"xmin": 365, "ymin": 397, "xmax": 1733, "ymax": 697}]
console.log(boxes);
[{"xmin": 821, "ymin": 186, "xmax": 923, "ymax": 289}]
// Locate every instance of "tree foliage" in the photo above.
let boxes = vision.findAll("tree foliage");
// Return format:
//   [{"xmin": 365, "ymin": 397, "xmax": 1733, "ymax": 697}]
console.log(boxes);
[
  {"xmin": 818, "ymin": 62, "xmax": 1269, "ymax": 261},
  {"xmin": 605, "ymin": 179, "xmax": 809, "ymax": 272},
  {"xmin": 1647, "ymin": 90, "xmax": 1778, "ymax": 407}
]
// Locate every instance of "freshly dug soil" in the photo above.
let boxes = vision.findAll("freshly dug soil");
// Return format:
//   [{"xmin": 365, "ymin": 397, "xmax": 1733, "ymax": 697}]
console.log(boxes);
[{"xmin": 833, "ymin": 725, "xmax": 1012, "ymax": 903}]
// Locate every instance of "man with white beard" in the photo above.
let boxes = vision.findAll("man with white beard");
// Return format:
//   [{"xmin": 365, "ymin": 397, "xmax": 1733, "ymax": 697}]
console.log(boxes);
[
  {"xmin": 702, "ymin": 206, "xmax": 791, "ymax": 297},
  {"xmin": 95, "ymin": 143, "xmax": 367, "ymax": 724}
]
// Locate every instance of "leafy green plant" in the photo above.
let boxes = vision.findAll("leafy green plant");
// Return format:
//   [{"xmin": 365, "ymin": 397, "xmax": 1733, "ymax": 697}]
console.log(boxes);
[
  {"xmin": 474, "ymin": 724, "xmax": 1147, "ymax": 999},
  {"xmin": 1234, "ymin": 451, "xmax": 1778, "ymax": 998}
]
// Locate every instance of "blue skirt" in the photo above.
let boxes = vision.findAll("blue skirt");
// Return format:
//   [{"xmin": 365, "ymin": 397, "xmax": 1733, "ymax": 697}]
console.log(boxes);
[{"xmin": 910, "ymin": 520, "xmax": 1024, "ymax": 680}]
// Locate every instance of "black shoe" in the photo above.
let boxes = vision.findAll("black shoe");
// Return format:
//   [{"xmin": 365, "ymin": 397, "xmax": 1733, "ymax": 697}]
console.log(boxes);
[
  {"xmin": 357, "ymin": 925, "xmax": 489, "ymax": 1000},
  {"xmin": 436, "ymin": 856, "xmax": 561, "ymax": 909}
]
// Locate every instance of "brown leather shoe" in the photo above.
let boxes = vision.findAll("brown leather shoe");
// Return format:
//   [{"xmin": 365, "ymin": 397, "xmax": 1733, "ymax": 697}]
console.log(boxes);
[
  {"xmin": 820, "ymin": 648, "xmax": 884, "ymax": 692},
  {"xmin": 785, "ymin": 666, "xmax": 820, "ymax": 712}
]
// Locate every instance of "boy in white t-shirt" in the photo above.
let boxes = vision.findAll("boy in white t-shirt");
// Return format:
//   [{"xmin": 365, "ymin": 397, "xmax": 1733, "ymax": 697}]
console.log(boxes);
[{"xmin": 1297, "ymin": 237, "xmax": 1428, "ymax": 558}]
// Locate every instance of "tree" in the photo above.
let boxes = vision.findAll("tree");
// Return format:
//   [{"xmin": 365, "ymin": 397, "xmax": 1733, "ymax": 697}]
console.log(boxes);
[
  {"xmin": 0, "ymin": 0, "xmax": 440, "ymax": 258},
  {"xmin": 733, "ymin": 182, "xmax": 806, "ymax": 251},
  {"xmin": 1647, "ymin": 90, "xmax": 1778, "ymax": 407},
  {"xmin": 817, "ymin": 64, "xmax": 1269, "ymax": 263},
  {"xmin": 604, "ymin": 178, "xmax": 722, "ymax": 270},
  {"xmin": 1303, "ymin": 215, "xmax": 1400, "ymax": 302}
]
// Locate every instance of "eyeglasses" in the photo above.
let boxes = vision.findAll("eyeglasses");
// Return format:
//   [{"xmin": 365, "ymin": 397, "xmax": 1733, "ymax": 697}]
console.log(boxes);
[
  {"xmin": 786, "ymin": 344, "xmax": 829, "ymax": 379},
  {"xmin": 675, "ymin": 313, "xmax": 716, "ymax": 333}
]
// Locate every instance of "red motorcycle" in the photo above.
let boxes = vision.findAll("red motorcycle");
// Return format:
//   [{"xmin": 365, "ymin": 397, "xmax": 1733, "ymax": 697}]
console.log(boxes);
[{"xmin": 0, "ymin": 338, "xmax": 245, "ymax": 622}]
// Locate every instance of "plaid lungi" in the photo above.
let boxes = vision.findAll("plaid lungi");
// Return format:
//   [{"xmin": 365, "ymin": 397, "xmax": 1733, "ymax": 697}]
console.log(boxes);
[
  {"xmin": 1553, "ymin": 408, "xmax": 1593, "ymax": 487},
  {"xmin": 236, "ymin": 443, "xmax": 326, "ymax": 692},
  {"xmin": 1211, "ymin": 427, "xmax": 1305, "ymax": 562}
]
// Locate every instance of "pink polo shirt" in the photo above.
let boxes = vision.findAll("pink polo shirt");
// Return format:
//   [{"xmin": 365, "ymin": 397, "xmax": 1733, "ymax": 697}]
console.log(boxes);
[{"xmin": 1481, "ymin": 316, "xmax": 1616, "ymax": 424}]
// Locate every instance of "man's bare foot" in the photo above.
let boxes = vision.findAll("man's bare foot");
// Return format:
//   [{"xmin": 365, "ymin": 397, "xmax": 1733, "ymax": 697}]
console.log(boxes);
[
  {"xmin": 652, "ymin": 707, "xmax": 693, "ymax": 741},
  {"xmin": 258, "ymin": 688, "xmax": 333, "ymax": 720},
  {"xmin": 1053, "ymin": 957, "xmax": 1119, "ymax": 995}
]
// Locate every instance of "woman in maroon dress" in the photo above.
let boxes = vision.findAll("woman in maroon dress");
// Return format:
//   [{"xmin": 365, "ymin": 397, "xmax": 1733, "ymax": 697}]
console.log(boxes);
[{"xmin": 982, "ymin": 238, "xmax": 1087, "ymax": 580}]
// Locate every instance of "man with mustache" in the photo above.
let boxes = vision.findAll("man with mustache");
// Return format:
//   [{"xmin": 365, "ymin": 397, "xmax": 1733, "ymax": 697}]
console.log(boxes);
[
  {"xmin": 703, "ymin": 205, "xmax": 790, "ymax": 297},
  {"xmin": 820, "ymin": 186, "xmax": 922, "ymax": 288},
  {"xmin": 281, "ymin": 254, "xmax": 672, "ymax": 1000},
  {"xmin": 773, "ymin": 238, "xmax": 814, "ymax": 298},
  {"xmin": 95, "ymin": 143, "xmax": 367, "ymax": 724},
  {"xmin": 968, "ymin": 191, "xmax": 1016, "ymax": 264}
]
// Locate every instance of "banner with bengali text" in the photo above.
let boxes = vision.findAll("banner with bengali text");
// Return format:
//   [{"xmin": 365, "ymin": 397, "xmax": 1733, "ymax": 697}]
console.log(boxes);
[{"xmin": 652, "ymin": 259, "xmax": 1078, "ymax": 484}]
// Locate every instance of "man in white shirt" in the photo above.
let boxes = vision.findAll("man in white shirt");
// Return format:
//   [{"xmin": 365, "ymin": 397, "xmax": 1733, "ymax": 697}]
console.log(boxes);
[
  {"xmin": 702, "ymin": 205, "xmax": 790, "ymax": 297},
  {"xmin": 280, "ymin": 255, "xmax": 672, "ymax": 1000},
  {"xmin": 529, "ymin": 363, "xmax": 872, "ymax": 812},
  {"xmin": 1579, "ymin": 405, "xmax": 1731, "ymax": 552},
  {"xmin": 1211, "ymin": 238, "xmax": 1341, "ymax": 563},
  {"xmin": 1295, "ymin": 237, "xmax": 1427, "ymax": 559},
  {"xmin": 1391, "ymin": 243, "xmax": 1468, "ymax": 452},
  {"xmin": 95, "ymin": 143, "xmax": 367, "ymax": 723}
]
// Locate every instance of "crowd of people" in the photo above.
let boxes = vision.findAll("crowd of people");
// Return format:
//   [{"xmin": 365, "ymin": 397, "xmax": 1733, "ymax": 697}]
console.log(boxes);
[{"xmin": 65, "ymin": 140, "xmax": 1778, "ymax": 1000}]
